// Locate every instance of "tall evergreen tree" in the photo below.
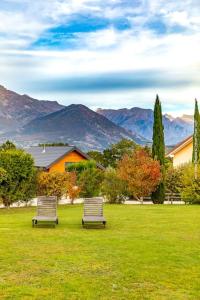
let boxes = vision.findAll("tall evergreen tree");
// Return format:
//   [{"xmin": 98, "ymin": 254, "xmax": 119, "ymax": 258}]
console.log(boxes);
[
  {"xmin": 192, "ymin": 99, "xmax": 200, "ymax": 180},
  {"xmin": 192, "ymin": 99, "xmax": 200, "ymax": 163},
  {"xmin": 151, "ymin": 95, "xmax": 165, "ymax": 204}
]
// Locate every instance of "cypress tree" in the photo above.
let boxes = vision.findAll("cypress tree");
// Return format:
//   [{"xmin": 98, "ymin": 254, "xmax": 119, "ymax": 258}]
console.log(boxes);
[
  {"xmin": 192, "ymin": 99, "xmax": 200, "ymax": 164},
  {"xmin": 151, "ymin": 95, "xmax": 165, "ymax": 204}
]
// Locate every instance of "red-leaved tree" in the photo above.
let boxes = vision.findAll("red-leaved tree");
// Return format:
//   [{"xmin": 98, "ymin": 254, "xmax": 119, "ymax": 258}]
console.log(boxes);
[{"xmin": 117, "ymin": 149, "xmax": 161, "ymax": 200}]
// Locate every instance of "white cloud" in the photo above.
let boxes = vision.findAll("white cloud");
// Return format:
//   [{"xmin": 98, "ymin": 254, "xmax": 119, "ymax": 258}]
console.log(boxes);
[{"xmin": 0, "ymin": 0, "xmax": 200, "ymax": 115}]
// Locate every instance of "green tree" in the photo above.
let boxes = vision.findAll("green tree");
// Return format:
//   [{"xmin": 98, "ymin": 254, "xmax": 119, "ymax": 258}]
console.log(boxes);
[
  {"xmin": 78, "ymin": 168, "xmax": 104, "ymax": 198},
  {"xmin": 180, "ymin": 163, "xmax": 200, "ymax": 204},
  {"xmin": 192, "ymin": 100, "xmax": 200, "ymax": 179},
  {"xmin": 165, "ymin": 167, "xmax": 183, "ymax": 195},
  {"xmin": 101, "ymin": 167, "xmax": 127, "ymax": 203},
  {"xmin": 38, "ymin": 142, "xmax": 69, "ymax": 147},
  {"xmin": 88, "ymin": 139, "xmax": 138, "ymax": 168},
  {"xmin": 87, "ymin": 151, "xmax": 105, "ymax": 166},
  {"xmin": 66, "ymin": 160, "xmax": 97, "ymax": 173},
  {"xmin": 151, "ymin": 95, "xmax": 165, "ymax": 204},
  {"xmin": 0, "ymin": 140, "xmax": 16, "ymax": 151},
  {"xmin": 0, "ymin": 149, "xmax": 36, "ymax": 207}
]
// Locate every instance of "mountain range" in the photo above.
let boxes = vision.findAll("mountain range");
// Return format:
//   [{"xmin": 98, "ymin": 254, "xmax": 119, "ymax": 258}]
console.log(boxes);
[
  {"xmin": 19, "ymin": 104, "xmax": 143, "ymax": 150},
  {"xmin": 0, "ymin": 85, "xmax": 143, "ymax": 150},
  {"xmin": 0, "ymin": 85, "xmax": 194, "ymax": 150},
  {"xmin": 97, "ymin": 108, "xmax": 193, "ymax": 145},
  {"xmin": 0, "ymin": 85, "xmax": 63, "ymax": 134}
]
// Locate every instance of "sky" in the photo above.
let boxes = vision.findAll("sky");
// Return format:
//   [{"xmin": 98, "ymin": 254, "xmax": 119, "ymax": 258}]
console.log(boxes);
[{"xmin": 0, "ymin": 0, "xmax": 200, "ymax": 115}]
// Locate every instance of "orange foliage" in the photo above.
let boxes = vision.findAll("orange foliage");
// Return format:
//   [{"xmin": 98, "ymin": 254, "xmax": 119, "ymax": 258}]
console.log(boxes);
[
  {"xmin": 117, "ymin": 149, "xmax": 161, "ymax": 200},
  {"xmin": 66, "ymin": 172, "xmax": 81, "ymax": 204},
  {"xmin": 37, "ymin": 171, "xmax": 80, "ymax": 202}
]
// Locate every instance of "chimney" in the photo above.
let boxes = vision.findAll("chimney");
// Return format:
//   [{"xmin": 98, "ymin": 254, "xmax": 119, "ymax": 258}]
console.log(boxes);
[{"xmin": 42, "ymin": 144, "xmax": 46, "ymax": 153}]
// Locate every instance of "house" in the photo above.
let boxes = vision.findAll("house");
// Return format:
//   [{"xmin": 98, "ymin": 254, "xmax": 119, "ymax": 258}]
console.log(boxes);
[
  {"xmin": 26, "ymin": 146, "xmax": 103, "ymax": 172},
  {"xmin": 167, "ymin": 135, "xmax": 193, "ymax": 167}
]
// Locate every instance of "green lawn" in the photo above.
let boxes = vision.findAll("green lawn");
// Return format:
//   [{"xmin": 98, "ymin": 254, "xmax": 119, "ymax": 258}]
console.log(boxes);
[{"xmin": 0, "ymin": 205, "xmax": 200, "ymax": 300}]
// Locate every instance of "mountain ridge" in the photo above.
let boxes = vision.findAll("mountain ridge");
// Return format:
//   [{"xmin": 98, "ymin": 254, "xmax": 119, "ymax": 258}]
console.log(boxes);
[
  {"xmin": 18, "ymin": 104, "xmax": 144, "ymax": 150},
  {"xmin": 97, "ymin": 107, "xmax": 193, "ymax": 145},
  {"xmin": 0, "ymin": 84, "xmax": 194, "ymax": 149},
  {"xmin": 0, "ymin": 85, "xmax": 64, "ymax": 133}
]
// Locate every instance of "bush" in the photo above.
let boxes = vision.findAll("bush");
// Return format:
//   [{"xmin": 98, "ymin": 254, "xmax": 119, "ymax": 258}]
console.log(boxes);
[
  {"xmin": 37, "ymin": 171, "xmax": 80, "ymax": 202},
  {"xmin": 66, "ymin": 160, "xmax": 97, "ymax": 173},
  {"xmin": 180, "ymin": 163, "xmax": 200, "ymax": 204},
  {"xmin": 78, "ymin": 168, "xmax": 104, "ymax": 198},
  {"xmin": 101, "ymin": 167, "xmax": 127, "ymax": 203},
  {"xmin": 165, "ymin": 166, "xmax": 183, "ymax": 195},
  {"xmin": 0, "ymin": 149, "xmax": 36, "ymax": 207}
]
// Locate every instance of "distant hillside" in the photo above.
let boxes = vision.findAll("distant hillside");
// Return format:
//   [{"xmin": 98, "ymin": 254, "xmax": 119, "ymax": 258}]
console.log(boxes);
[
  {"xmin": 97, "ymin": 108, "xmax": 193, "ymax": 145},
  {"xmin": 0, "ymin": 84, "xmax": 193, "ymax": 149},
  {"xmin": 15, "ymin": 104, "xmax": 145, "ymax": 150},
  {"xmin": 0, "ymin": 85, "xmax": 64, "ymax": 134}
]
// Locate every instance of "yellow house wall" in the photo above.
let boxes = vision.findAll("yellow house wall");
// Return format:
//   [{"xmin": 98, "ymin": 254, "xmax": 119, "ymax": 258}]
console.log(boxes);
[
  {"xmin": 173, "ymin": 142, "xmax": 193, "ymax": 167},
  {"xmin": 48, "ymin": 151, "xmax": 87, "ymax": 173}
]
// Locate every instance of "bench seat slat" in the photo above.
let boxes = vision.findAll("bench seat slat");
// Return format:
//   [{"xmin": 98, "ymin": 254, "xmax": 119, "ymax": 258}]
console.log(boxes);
[
  {"xmin": 32, "ymin": 196, "xmax": 58, "ymax": 227},
  {"xmin": 82, "ymin": 198, "xmax": 106, "ymax": 227}
]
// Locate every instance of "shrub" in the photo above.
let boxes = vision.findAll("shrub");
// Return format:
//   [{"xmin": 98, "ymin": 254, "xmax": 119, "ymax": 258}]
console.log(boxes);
[
  {"xmin": 78, "ymin": 168, "xmax": 104, "ymax": 198},
  {"xmin": 66, "ymin": 160, "xmax": 97, "ymax": 173},
  {"xmin": 0, "ymin": 149, "xmax": 36, "ymax": 207},
  {"xmin": 37, "ymin": 171, "xmax": 80, "ymax": 203},
  {"xmin": 165, "ymin": 166, "xmax": 183, "ymax": 195},
  {"xmin": 180, "ymin": 163, "xmax": 200, "ymax": 204},
  {"xmin": 101, "ymin": 167, "xmax": 127, "ymax": 203}
]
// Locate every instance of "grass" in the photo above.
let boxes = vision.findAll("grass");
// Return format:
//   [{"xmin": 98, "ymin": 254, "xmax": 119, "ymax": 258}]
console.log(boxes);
[{"xmin": 0, "ymin": 205, "xmax": 200, "ymax": 300}]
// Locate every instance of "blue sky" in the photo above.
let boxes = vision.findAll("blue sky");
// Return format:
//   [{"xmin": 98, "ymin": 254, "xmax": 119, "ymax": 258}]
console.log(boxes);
[{"xmin": 0, "ymin": 0, "xmax": 200, "ymax": 115}]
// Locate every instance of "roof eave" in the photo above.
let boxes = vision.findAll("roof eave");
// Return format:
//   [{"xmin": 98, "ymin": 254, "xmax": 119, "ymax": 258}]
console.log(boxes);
[{"xmin": 166, "ymin": 136, "xmax": 193, "ymax": 157}]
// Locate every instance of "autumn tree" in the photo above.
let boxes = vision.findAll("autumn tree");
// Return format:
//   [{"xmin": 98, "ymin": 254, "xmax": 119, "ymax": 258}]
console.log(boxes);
[
  {"xmin": 37, "ymin": 171, "xmax": 80, "ymax": 203},
  {"xmin": 117, "ymin": 149, "xmax": 161, "ymax": 200},
  {"xmin": 37, "ymin": 171, "xmax": 69, "ymax": 200}
]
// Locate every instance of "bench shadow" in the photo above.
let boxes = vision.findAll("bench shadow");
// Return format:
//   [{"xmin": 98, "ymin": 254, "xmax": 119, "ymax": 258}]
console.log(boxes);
[
  {"xmin": 82, "ymin": 224, "xmax": 106, "ymax": 229},
  {"xmin": 33, "ymin": 223, "xmax": 56, "ymax": 228}
]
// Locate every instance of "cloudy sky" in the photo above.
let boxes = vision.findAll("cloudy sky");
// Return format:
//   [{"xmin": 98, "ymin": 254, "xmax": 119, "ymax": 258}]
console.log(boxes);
[{"xmin": 0, "ymin": 0, "xmax": 200, "ymax": 115}]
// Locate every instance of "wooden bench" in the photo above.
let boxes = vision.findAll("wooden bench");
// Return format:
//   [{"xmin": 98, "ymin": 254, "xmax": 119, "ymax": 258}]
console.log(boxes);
[
  {"xmin": 82, "ymin": 198, "xmax": 106, "ymax": 227},
  {"xmin": 32, "ymin": 196, "xmax": 58, "ymax": 227}
]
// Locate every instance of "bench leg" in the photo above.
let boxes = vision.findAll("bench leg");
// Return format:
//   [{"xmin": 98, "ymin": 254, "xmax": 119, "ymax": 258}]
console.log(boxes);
[
  {"xmin": 103, "ymin": 221, "xmax": 106, "ymax": 228},
  {"xmin": 32, "ymin": 220, "xmax": 35, "ymax": 227},
  {"xmin": 56, "ymin": 218, "xmax": 59, "ymax": 225},
  {"xmin": 82, "ymin": 219, "xmax": 84, "ymax": 227}
]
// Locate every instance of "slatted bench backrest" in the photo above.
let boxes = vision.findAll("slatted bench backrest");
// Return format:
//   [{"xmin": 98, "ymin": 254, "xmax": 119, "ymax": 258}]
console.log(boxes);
[
  {"xmin": 84, "ymin": 198, "xmax": 103, "ymax": 217},
  {"xmin": 37, "ymin": 196, "xmax": 57, "ymax": 217}
]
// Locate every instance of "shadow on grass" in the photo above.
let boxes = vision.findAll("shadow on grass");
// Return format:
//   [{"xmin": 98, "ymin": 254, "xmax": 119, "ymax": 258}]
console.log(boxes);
[
  {"xmin": 32, "ymin": 223, "xmax": 57, "ymax": 229},
  {"xmin": 82, "ymin": 224, "xmax": 107, "ymax": 230}
]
